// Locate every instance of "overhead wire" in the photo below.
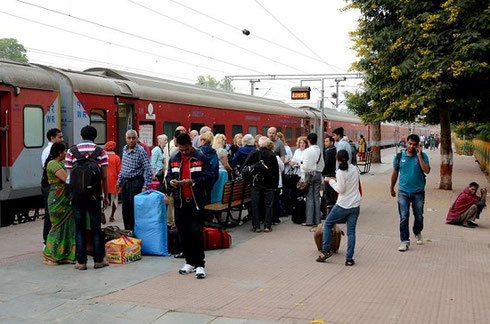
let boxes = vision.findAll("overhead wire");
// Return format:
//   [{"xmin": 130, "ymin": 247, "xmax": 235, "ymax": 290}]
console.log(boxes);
[
  {"xmin": 127, "ymin": 0, "xmax": 309, "ymax": 74},
  {"xmin": 253, "ymin": 0, "xmax": 344, "ymax": 73}
]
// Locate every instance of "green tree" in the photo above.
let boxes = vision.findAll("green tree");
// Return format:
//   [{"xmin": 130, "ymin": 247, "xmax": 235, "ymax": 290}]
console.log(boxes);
[
  {"xmin": 0, "ymin": 38, "xmax": 28, "ymax": 63},
  {"xmin": 196, "ymin": 75, "xmax": 234, "ymax": 92},
  {"xmin": 346, "ymin": 0, "xmax": 490, "ymax": 190}
]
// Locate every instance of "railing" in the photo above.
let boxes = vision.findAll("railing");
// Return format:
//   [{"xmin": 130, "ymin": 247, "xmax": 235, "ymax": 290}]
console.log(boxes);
[
  {"xmin": 453, "ymin": 137, "xmax": 473, "ymax": 155},
  {"xmin": 454, "ymin": 137, "xmax": 490, "ymax": 173}
]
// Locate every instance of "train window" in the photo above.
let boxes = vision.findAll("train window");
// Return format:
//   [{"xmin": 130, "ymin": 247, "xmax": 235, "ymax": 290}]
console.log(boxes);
[
  {"xmin": 276, "ymin": 127, "xmax": 282, "ymax": 133},
  {"xmin": 190, "ymin": 123, "xmax": 204, "ymax": 132},
  {"xmin": 139, "ymin": 122, "xmax": 154, "ymax": 147},
  {"xmin": 23, "ymin": 106, "xmax": 44, "ymax": 148},
  {"xmin": 248, "ymin": 126, "xmax": 258, "ymax": 136},
  {"xmin": 90, "ymin": 109, "xmax": 106, "ymax": 145},
  {"xmin": 295, "ymin": 128, "xmax": 301, "ymax": 138},
  {"xmin": 262, "ymin": 126, "xmax": 269, "ymax": 135},
  {"xmin": 213, "ymin": 124, "xmax": 225, "ymax": 135},
  {"xmin": 164, "ymin": 121, "xmax": 181, "ymax": 138},
  {"xmin": 232, "ymin": 125, "xmax": 243, "ymax": 137},
  {"xmin": 286, "ymin": 127, "xmax": 292, "ymax": 141}
]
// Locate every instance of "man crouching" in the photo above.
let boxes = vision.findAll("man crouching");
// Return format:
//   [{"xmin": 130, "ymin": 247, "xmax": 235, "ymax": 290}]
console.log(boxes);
[
  {"xmin": 446, "ymin": 182, "xmax": 487, "ymax": 228},
  {"xmin": 166, "ymin": 133, "xmax": 214, "ymax": 279}
]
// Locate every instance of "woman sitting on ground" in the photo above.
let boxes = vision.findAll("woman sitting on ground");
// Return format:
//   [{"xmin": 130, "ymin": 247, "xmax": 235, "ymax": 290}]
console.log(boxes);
[
  {"xmin": 317, "ymin": 149, "xmax": 361, "ymax": 266},
  {"xmin": 446, "ymin": 182, "xmax": 486, "ymax": 228},
  {"xmin": 43, "ymin": 142, "xmax": 76, "ymax": 265}
]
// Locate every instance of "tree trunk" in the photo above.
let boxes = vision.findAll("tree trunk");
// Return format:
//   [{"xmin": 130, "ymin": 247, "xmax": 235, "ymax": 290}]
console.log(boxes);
[
  {"xmin": 370, "ymin": 121, "xmax": 381, "ymax": 163},
  {"xmin": 439, "ymin": 106, "xmax": 453, "ymax": 190}
]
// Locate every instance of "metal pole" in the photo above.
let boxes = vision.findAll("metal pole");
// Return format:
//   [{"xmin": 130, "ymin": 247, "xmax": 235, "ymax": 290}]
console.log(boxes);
[
  {"xmin": 320, "ymin": 78, "xmax": 325, "ymax": 151},
  {"xmin": 335, "ymin": 80, "xmax": 339, "ymax": 110},
  {"xmin": 250, "ymin": 80, "xmax": 254, "ymax": 96}
]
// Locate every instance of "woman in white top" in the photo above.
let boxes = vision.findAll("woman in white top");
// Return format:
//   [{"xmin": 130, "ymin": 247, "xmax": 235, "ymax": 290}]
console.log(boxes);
[
  {"xmin": 317, "ymin": 149, "xmax": 361, "ymax": 266},
  {"xmin": 288, "ymin": 136, "xmax": 308, "ymax": 175},
  {"xmin": 212, "ymin": 134, "xmax": 233, "ymax": 173}
]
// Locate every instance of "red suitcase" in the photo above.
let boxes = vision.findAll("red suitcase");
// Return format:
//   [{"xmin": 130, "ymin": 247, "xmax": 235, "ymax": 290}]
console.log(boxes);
[
  {"xmin": 203, "ymin": 227, "xmax": 231, "ymax": 250},
  {"xmin": 148, "ymin": 181, "xmax": 161, "ymax": 191}
]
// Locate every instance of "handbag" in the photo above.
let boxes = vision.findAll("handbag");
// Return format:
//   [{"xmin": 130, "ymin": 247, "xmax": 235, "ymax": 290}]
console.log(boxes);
[{"xmin": 296, "ymin": 149, "xmax": 322, "ymax": 196}]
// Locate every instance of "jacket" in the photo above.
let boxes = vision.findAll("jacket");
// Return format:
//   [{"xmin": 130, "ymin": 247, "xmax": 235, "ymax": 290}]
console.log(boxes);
[
  {"xmin": 322, "ymin": 146, "xmax": 337, "ymax": 176},
  {"xmin": 446, "ymin": 188, "xmax": 481, "ymax": 223},
  {"xmin": 243, "ymin": 147, "xmax": 279, "ymax": 189},
  {"xmin": 165, "ymin": 148, "xmax": 214, "ymax": 209},
  {"xmin": 200, "ymin": 144, "xmax": 219, "ymax": 185},
  {"xmin": 231, "ymin": 145, "xmax": 256, "ymax": 171}
]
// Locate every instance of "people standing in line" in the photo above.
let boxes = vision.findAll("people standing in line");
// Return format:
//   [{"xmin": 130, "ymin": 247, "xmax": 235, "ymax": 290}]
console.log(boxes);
[
  {"xmin": 244, "ymin": 136, "xmax": 279, "ymax": 233},
  {"xmin": 212, "ymin": 134, "xmax": 233, "ymax": 174},
  {"xmin": 322, "ymin": 135, "xmax": 338, "ymax": 213},
  {"xmin": 166, "ymin": 133, "xmax": 214, "ymax": 279},
  {"xmin": 267, "ymin": 127, "xmax": 286, "ymax": 162},
  {"xmin": 151, "ymin": 134, "xmax": 168, "ymax": 181},
  {"xmin": 332, "ymin": 127, "xmax": 352, "ymax": 169},
  {"xmin": 390, "ymin": 134, "xmax": 430, "ymax": 252},
  {"xmin": 358, "ymin": 135, "xmax": 366, "ymax": 162},
  {"xmin": 446, "ymin": 182, "xmax": 487, "ymax": 227},
  {"xmin": 65, "ymin": 125, "xmax": 109, "ymax": 270},
  {"xmin": 301, "ymin": 133, "xmax": 325, "ymax": 226},
  {"xmin": 229, "ymin": 133, "xmax": 243, "ymax": 159},
  {"xmin": 103, "ymin": 141, "xmax": 121, "ymax": 223},
  {"xmin": 317, "ymin": 149, "xmax": 361, "ymax": 266},
  {"xmin": 43, "ymin": 142, "xmax": 76, "ymax": 265},
  {"xmin": 230, "ymin": 134, "xmax": 256, "ymax": 172},
  {"xmin": 41, "ymin": 128, "xmax": 64, "ymax": 245},
  {"xmin": 289, "ymin": 136, "xmax": 308, "ymax": 175},
  {"xmin": 116, "ymin": 130, "xmax": 152, "ymax": 232}
]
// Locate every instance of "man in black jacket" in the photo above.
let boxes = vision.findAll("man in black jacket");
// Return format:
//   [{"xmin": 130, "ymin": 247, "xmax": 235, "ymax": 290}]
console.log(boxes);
[
  {"xmin": 322, "ymin": 135, "xmax": 338, "ymax": 216},
  {"xmin": 243, "ymin": 136, "xmax": 279, "ymax": 233}
]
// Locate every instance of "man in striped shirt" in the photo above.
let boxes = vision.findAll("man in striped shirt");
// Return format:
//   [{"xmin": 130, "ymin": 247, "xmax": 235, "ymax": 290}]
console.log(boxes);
[
  {"xmin": 65, "ymin": 125, "xmax": 109, "ymax": 270},
  {"xmin": 116, "ymin": 130, "xmax": 152, "ymax": 231}
]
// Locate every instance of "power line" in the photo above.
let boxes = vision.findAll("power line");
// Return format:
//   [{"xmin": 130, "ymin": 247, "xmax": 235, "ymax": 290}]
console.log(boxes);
[
  {"xmin": 253, "ymin": 0, "xmax": 344, "ymax": 73},
  {"xmin": 127, "ymin": 0, "xmax": 308, "ymax": 74},
  {"xmin": 0, "ymin": 10, "xmax": 230, "ymax": 76},
  {"xmin": 167, "ymin": 0, "xmax": 330, "ymax": 66},
  {"xmin": 16, "ymin": 0, "xmax": 265, "ymax": 74}
]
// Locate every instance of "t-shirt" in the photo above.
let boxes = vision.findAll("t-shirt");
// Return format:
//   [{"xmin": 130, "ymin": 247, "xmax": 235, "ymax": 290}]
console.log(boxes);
[
  {"xmin": 273, "ymin": 139, "xmax": 286, "ymax": 158},
  {"xmin": 393, "ymin": 151, "xmax": 429, "ymax": 193}
]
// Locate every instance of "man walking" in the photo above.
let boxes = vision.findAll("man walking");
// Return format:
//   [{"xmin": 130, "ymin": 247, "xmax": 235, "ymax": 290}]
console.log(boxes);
[
  {"xmin": 332, "ymin": 127, "xmax": 351, "ymax": 168},
  {"xmin": 41, "ymin": 128, "xmax": 64, "ymax": 245},
  {"xmin": 166, "ymin": 133, "xmax": 213, "ymax": 279},
  {"xmin": 390, "ymin": 134, "xmax": 430, "ymax": 252},
  {"xmin": 116, "ymin": 130, "xmax": 152, "ymax": 231},
  {"xmin": 65, "ymin": 125, "xmax": 109, "ymax": 270}
]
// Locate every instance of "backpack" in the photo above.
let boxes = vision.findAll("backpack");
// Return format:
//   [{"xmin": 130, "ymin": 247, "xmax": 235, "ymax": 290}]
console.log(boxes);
[
  {"xmin": 241, "ymin": 151, "xmax": 268, "ymax": 185},
  {"xmin": 70, "ymin": 145, "xmax": 103, "ymax": 201},
  {"xmin": 395, "ymin": 150, "xmax": 426, "ymax": 184}
]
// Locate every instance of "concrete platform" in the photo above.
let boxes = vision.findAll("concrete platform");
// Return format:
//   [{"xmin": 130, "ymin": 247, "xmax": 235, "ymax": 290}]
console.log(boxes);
[{"xmin": 1, "ymin": 147, "xmax": 489, "ymax": 323}]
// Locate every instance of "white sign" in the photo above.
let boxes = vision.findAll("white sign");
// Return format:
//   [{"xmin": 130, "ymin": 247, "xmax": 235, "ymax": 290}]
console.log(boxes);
[
  {"xmin": 139, "ymin": 124, "xmax": 154, "ymax": 146},
  {"xmin": 146, "ymin": 103, "xmax": 155, "ymax": 120}
]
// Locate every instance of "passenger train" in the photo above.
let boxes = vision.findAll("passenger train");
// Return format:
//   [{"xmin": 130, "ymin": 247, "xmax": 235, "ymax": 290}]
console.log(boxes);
[{"xmin": 0, "ymin": 60, "xmax": 435, "ymax": 226}]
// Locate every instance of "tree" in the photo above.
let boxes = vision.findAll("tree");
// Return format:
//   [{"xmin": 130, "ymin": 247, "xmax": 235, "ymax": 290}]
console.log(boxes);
[
  {"xmin": 196, "ymin": 75, "xmax": 235, "ymax": 92},
  {"xmin": 346, "ymin": 0, "xmax": 490, "ymax": 190},
  {"xmin": 0, "ymin": 38, "xmax": 28, "ymax": 63}
]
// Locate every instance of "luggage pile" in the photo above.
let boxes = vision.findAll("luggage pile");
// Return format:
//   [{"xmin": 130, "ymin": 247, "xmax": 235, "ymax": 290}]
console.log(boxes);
[{"xmin": 105, "ymin": 235, "xmax": 142, "ymax": 264}]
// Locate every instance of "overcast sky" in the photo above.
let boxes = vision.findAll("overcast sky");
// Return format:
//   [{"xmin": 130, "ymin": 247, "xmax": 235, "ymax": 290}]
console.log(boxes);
[{"xmin": 1, "ymin": 0, "xmax": 361, "ymax": 108}]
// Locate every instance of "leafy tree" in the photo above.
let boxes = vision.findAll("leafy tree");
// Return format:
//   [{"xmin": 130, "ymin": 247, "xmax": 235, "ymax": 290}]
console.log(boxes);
[
  {"xmin": 0, "ymin": 38, "xmax": 28, "ymax": 63},
  {"xmin": 346, "ymin": 0, "xmax": 490, "ymax": 190},
  {"xmin": 196, "ymin": 75, "xmax": 234, "ymax": 92}
]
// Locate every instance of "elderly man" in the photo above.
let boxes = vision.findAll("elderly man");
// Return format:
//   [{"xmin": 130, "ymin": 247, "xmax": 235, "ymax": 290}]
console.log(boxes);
[
  {"xmin": 192, "ymin": 126, "xmax": 212, "ymax": 148},
  {"xmin": 116, "ymin": 130, "xmax": 152, "ymax": 231},
  {"xmin": 243, "ymin": 136, "xmax": 279, "ymax": 233},
  {"xmin": 267, "ymin": 127, "xmax": 286, "ymax": 162},
  {"xmin": 189, "ymin": 130, "xmax": 199, "ymax": 149},
  {"xmin": 446, "ymin": 182, "xmax": 487, "ymax": 227}
]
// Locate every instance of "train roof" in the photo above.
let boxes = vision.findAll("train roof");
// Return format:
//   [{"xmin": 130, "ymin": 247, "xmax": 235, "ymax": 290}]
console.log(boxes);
[{"xmin": 0, "ymin": 60, "xmax": 59, "ymax": 92}]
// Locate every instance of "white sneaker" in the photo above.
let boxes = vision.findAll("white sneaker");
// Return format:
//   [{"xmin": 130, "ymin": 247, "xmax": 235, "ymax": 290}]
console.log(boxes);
[
  {"xmin": 398, "ymin": 242, "xmax": 409, "ymax": 252},
  {"xmin": 415, "ymin": 234, "xmax": 423, "ymax": 245},
  {"xmin": 178, "ymin": 264, "xmax": 196, "ymax": 274},
  {"xmin": 195, "ymin": 267, "xmax": 206, "ymax": 279}
]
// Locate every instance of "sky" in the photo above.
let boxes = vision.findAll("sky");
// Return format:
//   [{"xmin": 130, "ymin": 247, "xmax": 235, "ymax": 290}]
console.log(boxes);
[{"xmin": 0, "ymin": 0, "xmax": 361, "ymax": 108}]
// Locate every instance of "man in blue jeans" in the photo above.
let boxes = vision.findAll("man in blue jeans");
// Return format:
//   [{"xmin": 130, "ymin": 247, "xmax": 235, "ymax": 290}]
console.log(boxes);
[{"xmin": 390, "ymin": 134, "xmax": 431, "ymax": 252}]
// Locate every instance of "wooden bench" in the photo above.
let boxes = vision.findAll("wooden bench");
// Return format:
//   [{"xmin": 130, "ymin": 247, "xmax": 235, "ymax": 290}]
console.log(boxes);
[
  {"xmin": 357, "ymin": 150, "xmax": 372, "ymax": 174},
  {"xmin": 204, "ymin": 178, "xmax": 252, "ymax": 227}
]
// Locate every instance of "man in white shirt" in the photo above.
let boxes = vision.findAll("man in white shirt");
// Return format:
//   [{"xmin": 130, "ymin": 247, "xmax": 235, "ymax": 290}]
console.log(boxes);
[
  {"xmin": 332, "ymin": 127, "xmax": 352, "ymax": 169},
  {"xmin": 41, "ymin": 128, "xmax": 64, "ymax": 245},
  {"xmin": 301, "ymin": 133, "xmax": 325, "ymax": 226}
]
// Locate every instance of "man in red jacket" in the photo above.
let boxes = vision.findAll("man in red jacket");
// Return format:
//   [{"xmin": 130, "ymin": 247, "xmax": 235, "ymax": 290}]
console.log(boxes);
[{"xmin": 446, "ymin": 182, "xmax": 486, "ymax": 228}]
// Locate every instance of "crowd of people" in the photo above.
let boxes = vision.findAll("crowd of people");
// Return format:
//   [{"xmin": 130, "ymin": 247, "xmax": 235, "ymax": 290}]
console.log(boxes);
[{"xmin": 40, "ymin": 124, "xmax": 485, "ymax": 276}]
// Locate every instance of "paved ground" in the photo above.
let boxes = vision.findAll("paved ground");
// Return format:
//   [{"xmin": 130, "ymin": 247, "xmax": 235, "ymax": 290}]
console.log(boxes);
[{"xmin": 1, "ymin": 147, "xmax": 489, "ymax": 323}]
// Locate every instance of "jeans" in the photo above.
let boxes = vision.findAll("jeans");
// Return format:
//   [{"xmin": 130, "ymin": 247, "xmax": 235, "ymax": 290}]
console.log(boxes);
[
  {"xmin": 42, "ymin": 186, "xmax": 51, "ymax": 244},
  {"xmin": 398, "ymin": 190, "xmax": 425, "ymax": 243},
  {"xmin": 322, "ymin": 205, "xmax": 360, "ymax": 260},
  {"xmin": 175, "ymin": 199, "xmax": 205, "ymax": 267},
  {"xmin": 72, "ymin": 199, "xmax": 105, "ymax": 264},
  {"xmin": 251, "ymin": 185, "xmax": 274, "ymax": 229},
  {"xmin": 122, "ymin": 176, "xmax": 144, "ymax": 231},
  {"xmin": 306, "ymin": 172, "xmax": 322, "ymax": 225}
]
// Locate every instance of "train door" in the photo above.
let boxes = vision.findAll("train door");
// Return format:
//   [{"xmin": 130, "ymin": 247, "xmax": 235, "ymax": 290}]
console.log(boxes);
[
  {"xmin": 0, "ymin": 92, "xmax": 4, "ymax": 191},
  {"xmin": 117, "ymin": 102, "xmax": 134, "ymax": 155}
]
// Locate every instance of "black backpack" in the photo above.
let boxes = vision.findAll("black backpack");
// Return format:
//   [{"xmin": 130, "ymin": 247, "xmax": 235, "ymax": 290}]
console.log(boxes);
[
  {"xmin": 241, "ymin": 151, "xmax": 268, "ymax": 185},
  {"xmin": 70, "ymin": 145, "xmax": 103, "ymax": 201}
]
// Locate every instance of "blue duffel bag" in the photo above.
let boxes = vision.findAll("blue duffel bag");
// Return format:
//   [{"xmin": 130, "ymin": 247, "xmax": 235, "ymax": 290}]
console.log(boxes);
[
  {"xmin": 210, "ymin": 170, "xmax": 228, "ymax": 203},
  {"xmin": 134, "ymin": 190, "xmax": 168, "ymax": 256}
]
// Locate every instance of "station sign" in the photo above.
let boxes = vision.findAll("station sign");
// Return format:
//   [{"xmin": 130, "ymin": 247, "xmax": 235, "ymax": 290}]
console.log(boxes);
[{"xmin": 291, "ymin": 86, "xmax": 311, "ymax": 100}]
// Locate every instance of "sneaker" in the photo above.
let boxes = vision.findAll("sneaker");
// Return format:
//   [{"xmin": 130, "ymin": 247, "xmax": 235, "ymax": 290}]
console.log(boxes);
[
  {"xmin": 398, "ymin": 242, "xmax": 409, "ymax": 252},
  {"xmin": 179, "ymin": 264, "xmax": 196, "ymax": 275},
  {"xmin": 74, "ymin": 262, "xmax": 87, "ymax": 270},
  {"xmin": 415, "ymin": 234, "xmax": 423, "ymax": 245},
  {"xmin": 195, "ymin": 267, "xmax": 206, "ymax": 279}
]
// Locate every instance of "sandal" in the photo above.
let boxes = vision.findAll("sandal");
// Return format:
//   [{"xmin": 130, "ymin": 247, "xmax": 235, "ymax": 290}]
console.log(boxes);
[
  {"xmin": 316, "ymin": 250, "xmax": 333, "ymax": 263},
  {"xmin": 345, "ymin": 259, "xmax": 355, "ymax": 266}
]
